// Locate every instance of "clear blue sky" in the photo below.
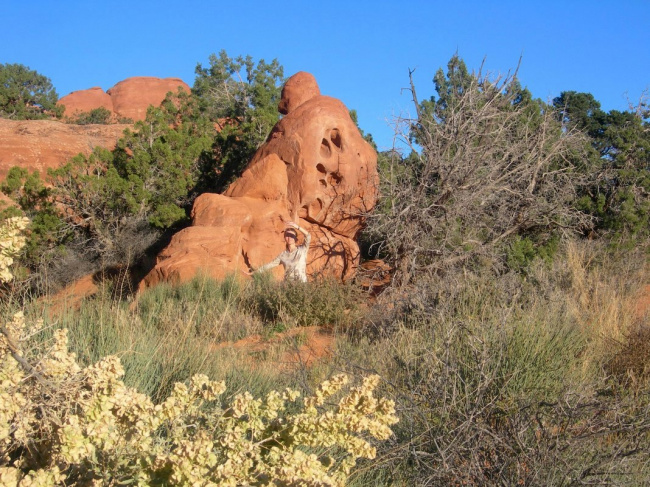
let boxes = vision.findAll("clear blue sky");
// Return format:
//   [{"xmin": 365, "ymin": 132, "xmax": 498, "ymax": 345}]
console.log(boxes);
[{"xmin": 3, "ymin": 1, "xmax": 649, "ymax": 150}]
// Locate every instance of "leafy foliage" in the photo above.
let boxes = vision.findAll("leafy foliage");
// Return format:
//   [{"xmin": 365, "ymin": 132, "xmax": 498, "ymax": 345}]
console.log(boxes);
[
  {"xmin": 110, "ymin": 89, "xmax": 216, "ymax": 228},
  {"xmin": 506, "ymin": 234, "xmax": 559, "ymax": 273},
  {"xmin": 0, "ymin": 217, "xmax": 29, "ymax": 283},
  {"xmin": 553, "ymin": 90, "xmax": 650, "ymax": 242},
  {"xmin": 0, "ymin": 168, "xmax": 66, "ymax": 264},
  {"xmin": 0, "ymin": 312, "xmax": 397, "ymax": 486},
  {"xmin": 0, "ymin": 63, "xmax": 62, "ymax": 119},
  {"xmin": 193, "ymin": 50, "xmax": 284, "ymax": 190},
  {"xmin": 70, "ymin": 106, "xmax": 112, "ymax": 125}
]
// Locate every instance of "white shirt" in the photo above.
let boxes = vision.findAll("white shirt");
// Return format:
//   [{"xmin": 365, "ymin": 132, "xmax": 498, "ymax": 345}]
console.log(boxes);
[{"xmin": 257, "ymin": 232, "xmax": 311, "ymax": 282}]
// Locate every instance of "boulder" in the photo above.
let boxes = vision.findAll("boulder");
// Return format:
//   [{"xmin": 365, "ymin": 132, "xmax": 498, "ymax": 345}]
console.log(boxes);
[
  {"xmin": 58, "ymin": 87, "xmax": 115, "ymax": 119},
  {"xmin": 140, "ymin": 72, "xmax": 378, "ymax": 288},
  {"xmin": 278, "ymin": 71, "xmax": 321, "ymax": 115},
  {"xmin": 107, "ymin": 77, "xmax": 190, "ymax": 121}
]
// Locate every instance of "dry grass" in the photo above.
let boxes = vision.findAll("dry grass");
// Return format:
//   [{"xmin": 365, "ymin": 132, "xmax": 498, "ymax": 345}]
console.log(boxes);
[
  {"xmin": 19, "ymin": 273, "xmax": 362, "ymax": 404},
  {"xmin": 563, "ymin": 241, "xmax": 646, "ymax": 341},
  {"xmin": 335, "ymin": 240, "xmax": 650, "ymax": 486}
]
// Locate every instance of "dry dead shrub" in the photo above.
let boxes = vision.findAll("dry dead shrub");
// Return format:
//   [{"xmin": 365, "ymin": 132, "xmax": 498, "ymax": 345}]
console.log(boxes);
[{"xmin": 366, "ymin": 57, "xmax": 592, "ymax": 288}]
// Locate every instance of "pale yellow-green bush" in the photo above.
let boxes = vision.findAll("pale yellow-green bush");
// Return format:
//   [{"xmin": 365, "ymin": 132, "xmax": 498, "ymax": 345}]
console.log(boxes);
[
  {"xmin": 0, "ymin": 217, "xmax": 29, "ymax": 283},
  {"xmin": 0, "ymin": 312, "xmax": 398, "ymax": 486}
]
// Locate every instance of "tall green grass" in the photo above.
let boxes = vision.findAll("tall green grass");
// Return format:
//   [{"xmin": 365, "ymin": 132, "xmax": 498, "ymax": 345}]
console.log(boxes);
[{"xmin": 21, "ymin": 274, "xmax": 363, "ymax": 403}]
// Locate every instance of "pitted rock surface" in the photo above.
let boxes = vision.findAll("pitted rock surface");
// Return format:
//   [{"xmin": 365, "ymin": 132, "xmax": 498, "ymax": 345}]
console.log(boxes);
[
  {"xmin": 58, "ymin": 77, "xmax": 190, "ymax": 122},
  {"xmin": 141, "ymin": 72, "xmax": 378, "ymax": 288}
]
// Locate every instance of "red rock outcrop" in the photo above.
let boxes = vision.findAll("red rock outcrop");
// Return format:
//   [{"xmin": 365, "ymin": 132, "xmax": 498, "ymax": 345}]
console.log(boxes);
[
  {"xmin": 107, "ymin": 77, "xmax": 189, "ymax": 122},
  {"xmin": 0, "ymin": 118, "xmax": 129, "ymax": 180},
  {"xmin": 57, "ymin": 87, "xmax": 114, "ymax": 119},
  {"xmin": 57, "ymin": 77, "xmax": 190, "ymax": 122},
  {"xmin": 141, "ymin": 72, "xmax": 379, "ymax": 288}
]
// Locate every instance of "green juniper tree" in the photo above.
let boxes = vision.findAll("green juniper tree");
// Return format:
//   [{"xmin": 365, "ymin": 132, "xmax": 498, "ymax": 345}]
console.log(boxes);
[
  {"xmin": 193, "ymin": 50, "xmax": 284, "ymax": 190},
  {"xmin": 0, "ymin": 167, "xmax": 66, "ymax": 264},
  {"xmin": 0, "ymin": 63, "xmax": 63, "ymax": 119},
  {"xmin": 554, "ymin": 91, "xmax": 650, "ymax": 242}
]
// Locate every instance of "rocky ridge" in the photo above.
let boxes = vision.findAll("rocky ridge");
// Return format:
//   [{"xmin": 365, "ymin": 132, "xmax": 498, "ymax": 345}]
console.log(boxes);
[{"xmin": 0, "ymin": 119, "xmax": 129, "ymax": 181}]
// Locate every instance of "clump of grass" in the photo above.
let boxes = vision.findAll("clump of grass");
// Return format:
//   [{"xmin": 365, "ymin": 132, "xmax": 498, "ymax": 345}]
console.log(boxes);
[
  {"xmin": 24, "ymin": 277, "xmax": 272, "ymax": 403},
  {"xmin": 135, "ymin": 273, "xmax": 257, "ymax": 343},
  {"xmin": 243, "ymin": 273, "xmax": 365, "ymax": 329}
]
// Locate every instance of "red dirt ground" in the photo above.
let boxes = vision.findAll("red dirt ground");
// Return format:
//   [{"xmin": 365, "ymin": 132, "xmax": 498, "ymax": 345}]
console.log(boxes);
[{"xmin": 210, "ymin": 326, "xmax": 335, "ymax": 370}]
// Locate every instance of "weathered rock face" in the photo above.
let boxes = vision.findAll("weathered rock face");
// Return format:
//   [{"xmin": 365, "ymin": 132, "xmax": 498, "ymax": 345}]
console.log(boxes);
[
  {"xmin": 0, "ymin": 118, "xmax": 129, "ymax": 180},
  {"xmin": 141, "ymin": 72, "xmax": 378, "ymax": 288},
  {"xmin": 58, "ymin": 77, "xmax": 190, "ymax": 122}
]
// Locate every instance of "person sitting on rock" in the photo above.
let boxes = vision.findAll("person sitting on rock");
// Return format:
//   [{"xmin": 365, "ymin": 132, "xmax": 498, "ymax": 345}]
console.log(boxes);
[{"xmin": 250, "ymin": 221, "xmax": 311, "ymax": 282}]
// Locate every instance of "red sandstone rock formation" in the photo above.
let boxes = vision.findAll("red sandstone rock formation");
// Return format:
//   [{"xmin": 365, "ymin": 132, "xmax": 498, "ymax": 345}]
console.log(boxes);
[
  {"xmin": 141, "ymin": 72, "xmax": 378, "ymax": 288},
  {"xmin": 0, "ymin": 118, "xmax": 129, "ymax": 180},
  {"xmin": 58, "ymin": 77, "xmax": 190, "ymax": 122},
  {"xmin": 57, "ymin": 87, "xmax": 114, "ymax": 119},
  {"xmin": 107, "ymin": 77, "xmax": 189, "ymax": 121}
]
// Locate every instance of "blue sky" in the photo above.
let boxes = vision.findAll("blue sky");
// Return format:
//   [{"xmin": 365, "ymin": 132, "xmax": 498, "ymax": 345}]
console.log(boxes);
[{"xmin": 3, "ymin": 1, "xmax": 649, "ymax": 150}]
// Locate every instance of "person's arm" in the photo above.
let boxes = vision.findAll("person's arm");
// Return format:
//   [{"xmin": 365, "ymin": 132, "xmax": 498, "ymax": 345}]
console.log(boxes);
[
  {"xmin": 288, "ymin": 221, "xmax": 311, "ymax": 247},
  {"xmin": 255, "ymin": 254, "xmax": 282, "ymax": 274}
]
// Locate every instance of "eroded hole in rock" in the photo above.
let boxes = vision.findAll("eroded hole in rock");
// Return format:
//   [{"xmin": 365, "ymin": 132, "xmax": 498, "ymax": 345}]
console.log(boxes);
[
  {"xmin": 320, "ymin": 138, "xmax": 331, "ymax": 158},
  {"xmin": 316, "ymin": 163, "xmax": 327, "ymax": 174},
  {"xmin": 330, "ymin": 129, "xmax": 342, "ymax": 150},
  {"xmin": 319, "ymin": 179, "xmax": 327, "ymax": 187},
  {"xmin": 328, "ymin": 172, "xmax": 343, "ymax": 186}
]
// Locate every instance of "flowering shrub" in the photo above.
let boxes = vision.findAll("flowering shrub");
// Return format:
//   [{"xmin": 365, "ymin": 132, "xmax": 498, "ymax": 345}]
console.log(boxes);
[
  {"xmin": 0, "ymin": 312, "xmax": 398, "ymax": 486},
  {"xmin": 0, "ymin": 217, "xmax": 29, "ymax": 283}
]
